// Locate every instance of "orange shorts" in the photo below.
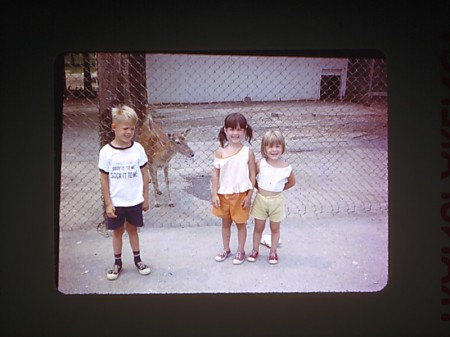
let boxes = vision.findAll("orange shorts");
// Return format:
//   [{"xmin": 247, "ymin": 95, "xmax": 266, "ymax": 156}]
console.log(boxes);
[{"xmin": 211, "ymin": 192, "xmax": 250, "ymax": 224}]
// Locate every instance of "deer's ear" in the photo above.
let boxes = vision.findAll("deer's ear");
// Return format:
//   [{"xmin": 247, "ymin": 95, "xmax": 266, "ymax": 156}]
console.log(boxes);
[{"xmin": 182, "ymin": 129, "xmax": 191, "ymax": 135}]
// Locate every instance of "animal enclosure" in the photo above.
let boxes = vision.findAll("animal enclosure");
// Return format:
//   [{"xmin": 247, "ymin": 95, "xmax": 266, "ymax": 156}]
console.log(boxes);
[{"xmin": 59, "ymin": 53, "xmax": 387, "ymax": 231}]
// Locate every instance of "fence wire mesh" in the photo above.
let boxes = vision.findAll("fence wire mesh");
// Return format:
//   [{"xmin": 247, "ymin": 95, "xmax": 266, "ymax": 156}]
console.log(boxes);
[{"xmin": 60, "ymin": 52, "xmax": 387, "ymax": 232}]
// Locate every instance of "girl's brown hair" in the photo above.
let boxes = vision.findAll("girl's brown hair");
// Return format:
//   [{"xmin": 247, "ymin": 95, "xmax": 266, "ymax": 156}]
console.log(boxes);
[{"xmin": 218, "ymin": 112, "xmax": 253, "ymax": 147}]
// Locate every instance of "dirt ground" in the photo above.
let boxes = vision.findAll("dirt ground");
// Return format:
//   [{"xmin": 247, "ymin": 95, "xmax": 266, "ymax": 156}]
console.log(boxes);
[{"xmin": 59, "ymin": 99, "xmax": 388, "ymax": 230}]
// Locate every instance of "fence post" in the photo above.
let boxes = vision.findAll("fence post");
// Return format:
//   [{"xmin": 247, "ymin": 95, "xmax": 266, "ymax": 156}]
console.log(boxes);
[
  {"xmin": 97, "ymin": 53, "xmax": 126, "ymax": 146},
  {"xmin": 129, "ymin": 53, "xmax": 148, "ymax": 130},
  {"xmin": 96, "ymin": 53, "xmax": 129, "ymax": 231},
  {"xmin": 82, "ymin": 53, "xmax": 95, "ymax": 98}
]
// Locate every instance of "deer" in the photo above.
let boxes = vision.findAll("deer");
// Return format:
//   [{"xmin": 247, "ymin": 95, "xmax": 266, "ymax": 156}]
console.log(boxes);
[{"xmin": 138, "ymin": 113, "xmax": 194, "ymax": 208}]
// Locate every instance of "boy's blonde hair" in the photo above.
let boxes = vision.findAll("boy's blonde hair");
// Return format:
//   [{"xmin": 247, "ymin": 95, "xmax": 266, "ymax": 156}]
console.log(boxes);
[
  {"xmin": 111, "ymin": 104, "xmax": 138, "ymax": 124},
  {"xmin": 260, "ymin": 129, "xmax": 286, "ymax": 158}
]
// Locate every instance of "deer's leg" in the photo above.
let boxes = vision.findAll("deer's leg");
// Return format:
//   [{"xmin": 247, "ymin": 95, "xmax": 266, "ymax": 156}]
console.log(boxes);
[
  {"xmin": 163, "ymin": 166, "xmax": 174, "ymax": 207},
  {"xmin": 155, "ymin": 174, "xmax": 162, "ymax": 195},
  {"xmin": 149, "ymin": 166, "xmax": 160, "ymax": 208}
]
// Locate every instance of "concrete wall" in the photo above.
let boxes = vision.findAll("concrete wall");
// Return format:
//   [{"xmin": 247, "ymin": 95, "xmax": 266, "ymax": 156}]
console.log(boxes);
[{"xmin": 146, "ymin": 54, "xmax": 348, "ymax": 104}]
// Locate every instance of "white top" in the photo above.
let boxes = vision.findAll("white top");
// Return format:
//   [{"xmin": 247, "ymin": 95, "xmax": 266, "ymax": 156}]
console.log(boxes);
[
  {"xmin": 213, "ymin": 145, "xmax": 253, "ymax": 194},
  {"xmin": 257, "ymin": 158, "xmax": 292, "ymax": 193},
  {"xmin": 98, "ymin": 141, "xmax": 148, "ymax": 207}
]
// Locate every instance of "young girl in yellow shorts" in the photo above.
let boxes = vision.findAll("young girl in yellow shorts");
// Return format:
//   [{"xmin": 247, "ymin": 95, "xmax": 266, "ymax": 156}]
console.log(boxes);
[{"xmin": 248, "ymin": 129, "xmax": 296, "ymax": 264}]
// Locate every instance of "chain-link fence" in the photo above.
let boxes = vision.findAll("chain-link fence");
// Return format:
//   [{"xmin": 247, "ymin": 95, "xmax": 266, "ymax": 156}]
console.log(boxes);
[{"xmin": 59, "ymin": 52, "xmax": 387, "ymax": 232}]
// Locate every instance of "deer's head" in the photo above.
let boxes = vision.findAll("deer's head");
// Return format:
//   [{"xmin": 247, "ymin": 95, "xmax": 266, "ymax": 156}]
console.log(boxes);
[{"xmin": 168, "ymin": 129, "xmax": 194, "ymax": 158}]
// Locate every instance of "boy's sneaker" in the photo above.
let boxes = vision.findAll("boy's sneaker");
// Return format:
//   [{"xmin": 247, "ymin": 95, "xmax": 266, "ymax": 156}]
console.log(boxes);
[
  {"xmin": 247, "ymin": 250, "xmax": 259, "ymax": 262},
  {"xmin": 269, "ymin": 252, "xmax": 278, "ymax": 264},
  {"xmin": 106, "ymin": 264, "xmax": 122, "ymax": 280},
  {"xmin": 232, "ymin": 251, "xmax": 246, "ymax": 265},
  {"xmin": 135, "ymin": 261, "xmax": 151, "ymax": 275},
  {"xmin": 215, "ymin": 249, "xmax": 231, "ymax": 262}
]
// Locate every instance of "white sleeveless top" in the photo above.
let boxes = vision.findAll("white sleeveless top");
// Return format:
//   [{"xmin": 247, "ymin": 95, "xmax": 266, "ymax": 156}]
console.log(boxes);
[
  {"xmin": 257, "ymin": 158, "xmax": 292, "ymax": 193},
  {"xmin": 213, "ymin": 145, "xmax": 253, "ymax": 194}
]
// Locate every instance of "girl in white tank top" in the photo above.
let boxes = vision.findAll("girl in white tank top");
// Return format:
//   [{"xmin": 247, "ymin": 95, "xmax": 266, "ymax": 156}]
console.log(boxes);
[
  {"xmin": 211, "ymin": 113, "xmax": 256, "ymax": 265},
  {"xmin": 248, "ymin": 129, "xmax": 296, "ymax": 264}
]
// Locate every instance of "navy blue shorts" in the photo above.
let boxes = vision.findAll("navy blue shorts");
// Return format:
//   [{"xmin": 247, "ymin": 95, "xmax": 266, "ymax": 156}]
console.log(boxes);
[{"xmin": 106, "ymin": 203, "xmax": 144, "ymax": 230}]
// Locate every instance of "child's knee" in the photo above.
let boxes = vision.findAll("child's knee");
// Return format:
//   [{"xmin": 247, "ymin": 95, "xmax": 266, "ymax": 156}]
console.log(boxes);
[
  {"xmin": 253, "ymin": 226, "xmax": 264, "ymax": 234},
  {"xmin": 235, "ymin": 223, "xmax": 247, "ymax": 231},
  {"xmin": 125, "ymin": 223, "xmax": 138, "ymax": 234},
  {"xmin": 222, "ymin": 219, "xmax": 233, "ymax": 228},
  {"xmin": 270, "ymin": 222, "xmax": 281, "ymax": 234},
  {"xmin": 113, "ymin": 226, "xmax": 125, "ymax": 236},
  {"xmin": 254, "ymin": 219, "xmax": 266, "ymax": 232}
]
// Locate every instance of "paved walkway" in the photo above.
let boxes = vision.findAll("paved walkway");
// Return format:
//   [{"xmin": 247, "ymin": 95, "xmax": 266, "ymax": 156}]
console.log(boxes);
[{"xmin": 58, "ymin": 212, "xmax": 388, "ymax": 294}]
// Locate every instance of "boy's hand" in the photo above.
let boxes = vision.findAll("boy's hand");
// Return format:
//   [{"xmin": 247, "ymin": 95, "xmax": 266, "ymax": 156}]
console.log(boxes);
[
  {"xmin": 106, "ymin": 204, "xmax": 117, "ymax": 218},
  {"xmin": 142, "ymin": 200, "xmax": 150, "ymax": 212}
]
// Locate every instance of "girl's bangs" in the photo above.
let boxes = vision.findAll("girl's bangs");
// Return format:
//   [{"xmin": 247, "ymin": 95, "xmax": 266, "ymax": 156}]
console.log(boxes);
[
  {"xmin": 224, "ymin": 113, "xmax": 247, "ymax": 129},
  {"xmin": 264, "ymin": 134, "xmax": 283, "ymax": 147}
]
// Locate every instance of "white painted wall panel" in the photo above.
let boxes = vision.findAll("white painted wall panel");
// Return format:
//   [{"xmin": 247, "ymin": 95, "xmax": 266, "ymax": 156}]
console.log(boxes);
[{"xmin": 146, "ymin": 54, "xmax": 348, "ymax": 104}]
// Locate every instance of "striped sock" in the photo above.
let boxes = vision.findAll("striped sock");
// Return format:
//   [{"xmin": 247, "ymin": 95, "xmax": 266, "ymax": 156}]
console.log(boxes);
[
  {"xmin": 133, "ymin": 250, "xmax": 141, "ymax": 264},
  {"xmin": 114, "ymin": 253, "xmax": 122, "ymax": 267}
]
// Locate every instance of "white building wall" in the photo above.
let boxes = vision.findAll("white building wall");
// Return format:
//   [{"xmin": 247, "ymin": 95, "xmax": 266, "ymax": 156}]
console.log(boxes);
[{"xmin": 146, "ymin": 54, "xmax": 348, "ymax": 104}]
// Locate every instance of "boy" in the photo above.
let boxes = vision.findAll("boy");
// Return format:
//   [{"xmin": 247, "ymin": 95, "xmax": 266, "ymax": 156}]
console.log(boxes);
[{"xmin": 98, "ymin": 104, "xmax": 151, "ymax": 280}]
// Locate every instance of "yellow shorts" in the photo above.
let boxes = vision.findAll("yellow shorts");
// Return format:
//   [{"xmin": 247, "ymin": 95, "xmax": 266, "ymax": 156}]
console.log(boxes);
[
  {"xmin": 211, "ymin": 192, "xmax": 250, "ymax": 224},
  {"xmin": 251, "ymin": 193, "xmax": 285, "ymax": 222}
]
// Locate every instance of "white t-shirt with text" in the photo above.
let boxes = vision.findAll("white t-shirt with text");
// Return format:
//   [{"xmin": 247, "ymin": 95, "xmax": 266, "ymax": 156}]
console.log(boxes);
[{"xmin": 98, "ymin": 141, "xmax": 148, "ymax": 207}]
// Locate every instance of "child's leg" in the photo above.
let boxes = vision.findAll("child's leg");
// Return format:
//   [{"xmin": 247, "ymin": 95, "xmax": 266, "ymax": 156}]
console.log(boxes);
[
  {"xmin": 125, "ymin": 222, "xmax": 143, "ymax": 262},
  {"xmin": 112, "ymin": 225, "xmax": 125, "ymax": 257},
  {"xmin": 107, "ymin": 225, "xmax": 125, "ymax": 280},
  {"xmin": 123, "ymin": 204, "xmax": 145, "ymax": 261},
  {"xmin": 125, "ymin": 222, "xmax": 151, "ymax": 275},
  {"xmin": 235, "ymin": 222, "xmax": 247, "ymax": 253},
  {"xmin": 221, "ymin": 218, "xmax": 233, "ymax": 251},
  {"xmin": 125, "ymin": 221, "xmax": 140, "ymax": 252},
  {"xmin": 269, "ymin": 221, "xmax": 281, "ymax": 254},
  {"xmin": 252, "ymin": 219, "xmax": 266, "ymax": 253}
]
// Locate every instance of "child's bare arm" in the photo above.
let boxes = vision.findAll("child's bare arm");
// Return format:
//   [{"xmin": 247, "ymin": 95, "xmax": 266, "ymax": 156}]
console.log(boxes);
[
  {"xmin": 284, "ymin": 170, "xmax": 296, "ymax": 191},
  {"xmin": 248, "ymin": 149, "xmax": 256, "ymax": 188},
  {"xmin": 100, "ymin": 172, "xmax": 117, "ymax": 218},
  {"xmin": 254, "ymin": 159, "xmax": 260, "ymax": 190},
  {"xmin": 242, "ymin": 149, "xmax": 256, "ymax": 209},
  {"xmin": 211, "ymin": 167, "xmax": 221, "ymax": 208},
  {"xmin": 140, "ymin": 165, "xmax": 150, "ymax": 211},
  {"xmin": 211, "ymin": 149, "xmax": 222, "ymax": 208}
]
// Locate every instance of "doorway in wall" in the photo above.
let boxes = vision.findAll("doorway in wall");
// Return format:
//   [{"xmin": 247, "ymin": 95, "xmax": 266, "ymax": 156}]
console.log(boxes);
[{"xmin": 320, "ymin": 75, "xmax": 341, "ymax": 100}]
